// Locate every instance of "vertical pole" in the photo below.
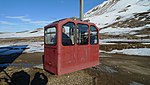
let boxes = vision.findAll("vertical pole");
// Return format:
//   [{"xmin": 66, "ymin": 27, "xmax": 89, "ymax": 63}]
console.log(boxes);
[{"xmin": 80, "ymin": 0, "xmax": 83, "ymax": 21}]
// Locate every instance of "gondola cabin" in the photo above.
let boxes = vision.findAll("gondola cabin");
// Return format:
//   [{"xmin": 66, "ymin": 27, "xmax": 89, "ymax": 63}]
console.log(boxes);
[{"xmin": 44, "ymin": 18, "xmax": 99, "ymax": 75}]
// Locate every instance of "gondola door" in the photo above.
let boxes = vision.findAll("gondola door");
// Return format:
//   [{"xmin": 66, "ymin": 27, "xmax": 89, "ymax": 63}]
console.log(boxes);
[
  {"xmin": 76, "ymin": 23, "xmax": 90, "ymax": 66},
  {"xmin": 59, "ymin": 22, "xmax": 76, "ymax": 74},
  {"xmin": 44, "ymin": 26, "xmax": 58, "ymax": 74}
]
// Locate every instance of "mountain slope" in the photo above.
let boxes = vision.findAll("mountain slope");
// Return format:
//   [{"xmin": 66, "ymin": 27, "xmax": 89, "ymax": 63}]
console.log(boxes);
[
  {"xmin": 85, "ymin": 0, "xmax": 150, "ymax": 39},
  {"xmin": 85, "ymin": 0, "xmax": 150, "ymax": 27}
]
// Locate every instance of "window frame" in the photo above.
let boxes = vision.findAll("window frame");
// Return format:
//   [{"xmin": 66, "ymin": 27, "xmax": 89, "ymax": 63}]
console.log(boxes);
[
  {"xmin": 77, "ymin": 23, "xmax": 89, "ymax": 45},
  {"xmin": 90, "ymin": 25, "xmax": 98, "ymax": 45},
  {"xmin": 61, "ymin": 22, "xmax": 76, "ymax": 46},
  {"xmin": 44, "ymin": 26, "xmax": 57, "ymax": 46}
]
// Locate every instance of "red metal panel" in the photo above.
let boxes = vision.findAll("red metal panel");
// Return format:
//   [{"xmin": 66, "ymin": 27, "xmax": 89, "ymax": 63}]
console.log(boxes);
[
  {"xmin": 58, "ymin": 46, "xmax": 76, "ymax": 75},
  {"xmin": 90, "ymin": 45, "xmax": 99, "ymax": 64},
  {"xmin": 44, "ymin": 46, "xmax": 58, "ymax": 74},
  {"xmin": 77, "ymin": 45, "xmax": 89, "ymax": 64}
]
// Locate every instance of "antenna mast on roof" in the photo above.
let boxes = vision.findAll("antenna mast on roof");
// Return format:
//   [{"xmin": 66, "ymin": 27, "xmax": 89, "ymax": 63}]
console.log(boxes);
[{"xmin": 80, "ymin": 0, "xmax": 83, "ymax": 21}]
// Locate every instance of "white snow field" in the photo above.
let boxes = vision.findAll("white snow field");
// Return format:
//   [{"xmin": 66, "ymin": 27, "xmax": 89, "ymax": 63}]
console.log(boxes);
[
  {"xmin": 108, "ymin": 48, "xmax": 150, "ymax": 56},
  {"xmin": 100, "ymin": 24, "xmax": 150, "ymax": 35}
]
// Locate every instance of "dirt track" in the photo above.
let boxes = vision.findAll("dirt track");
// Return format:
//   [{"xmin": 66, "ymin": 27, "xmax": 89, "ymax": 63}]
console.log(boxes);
[{"xmin": 0, "ymin": 52, "xmax": 150, "ymax": 85}]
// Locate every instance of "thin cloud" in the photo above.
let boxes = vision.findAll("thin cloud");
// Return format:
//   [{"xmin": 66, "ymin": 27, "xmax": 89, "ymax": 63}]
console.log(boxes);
[
  {"xmin": 30, "ymin": 21, "xmax": 51, "ymax": 24},
  {"xmin": 0, "ymin": 21, "xmax": 17, "ymax": 25},
  {"xmin": 6, "ymin": 16, "xmax": 51, "ymax": 25},
  {"xmin": 21, "ymin": 18, "xmax": 31, "ymax": 22},
  {"xmin": 6, "ymin": 16, "xmax": 31, "ymax": 22},
  {"xmin": 6, "ymin": 16, "xmax": 25, "ymax": 19}
]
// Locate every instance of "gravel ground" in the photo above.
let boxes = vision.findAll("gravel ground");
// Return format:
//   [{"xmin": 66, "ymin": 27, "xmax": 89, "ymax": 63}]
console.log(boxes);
[{"xmin": 0, "ymin": 52, "xmax": 150, "ymax": 85}]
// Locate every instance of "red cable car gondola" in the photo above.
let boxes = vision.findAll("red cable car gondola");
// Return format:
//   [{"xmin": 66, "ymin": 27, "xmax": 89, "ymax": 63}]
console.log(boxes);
[{"xmin": 43, "ymin": 18, "xmax": 99, "ymax": 75}]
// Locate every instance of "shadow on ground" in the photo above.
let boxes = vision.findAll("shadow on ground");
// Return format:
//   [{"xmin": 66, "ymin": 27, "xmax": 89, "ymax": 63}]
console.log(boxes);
[
  {"xmin": 0, "ymin": 70, "xmax": 48, "ymax": 85},
  {"xmin": 0, "ymin": 45, "xmax": 28, "ymax": 72}
]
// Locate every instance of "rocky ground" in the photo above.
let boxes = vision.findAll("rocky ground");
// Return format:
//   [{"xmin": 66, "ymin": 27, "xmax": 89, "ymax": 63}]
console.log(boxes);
[{"xmin": 0, "ymin": 52, "xmax": 150, "ymax": 85}]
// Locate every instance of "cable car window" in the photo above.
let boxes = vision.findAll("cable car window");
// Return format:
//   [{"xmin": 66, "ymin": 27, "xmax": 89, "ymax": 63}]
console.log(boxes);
[
  {"xmin": 90, "ymin": 26, "xmax": 98, "ymax": 44},
  {"xmin": 62, "ymin": 22, "xmax": 75, "ymax": 46},
  {"xmin": 77, "ymin": 24, "xmax": 89, "ymax": 45},
  {"xmin": 45, "ymin": 27, "xmax": 56, "ymax": 45}
]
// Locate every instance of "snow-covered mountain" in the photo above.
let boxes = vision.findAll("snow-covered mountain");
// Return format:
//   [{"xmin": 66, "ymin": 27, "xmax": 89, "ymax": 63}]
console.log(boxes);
[
  {"xmin": 85, "ymin": 0, "xmax": 150, "ymax": 39},
  {"xmin": 85, "ymin": 0, "xmax": 149, "ymax": 27}
]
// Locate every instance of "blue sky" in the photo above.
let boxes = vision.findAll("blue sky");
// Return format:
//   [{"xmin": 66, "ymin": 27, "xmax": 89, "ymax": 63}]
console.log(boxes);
[{"xmin": 0, "ymin": 0, "xmax": 106, "ymax": 32}]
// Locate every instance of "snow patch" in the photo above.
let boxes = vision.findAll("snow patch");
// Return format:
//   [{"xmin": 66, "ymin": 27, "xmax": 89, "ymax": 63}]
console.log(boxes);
[
  {"xmin": 109, "ymin": 48, "xmax": 150, "ymax": 56},
  {"xmin": 135, "ymin": 35, "xmax": 150, "ymax": 37},
  {"xmin": 100, "ymin": 39, "xmax": 150, "ymax": 44},
  {"xmin": 100, "ymin": 25, "xmax": 149, "ymax": 35},
  {"xmin": 0, "ymin": 42, "xmax": 44, "ymax": 55},
  {"xmin": 129, "ymin": 81, "xmax": 143, "ymax": 85},
  {"xmin": 99, "ymin": 50, "xmax": 106, "ymax": 53},
  {"xmin": 34, "ymin": 64, "xmax": 43, "ymax": 69},
  {"xmin": 23, "ymin": 42, "xmax": 44, "ymax": 53}
]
